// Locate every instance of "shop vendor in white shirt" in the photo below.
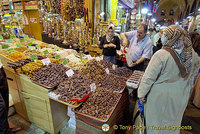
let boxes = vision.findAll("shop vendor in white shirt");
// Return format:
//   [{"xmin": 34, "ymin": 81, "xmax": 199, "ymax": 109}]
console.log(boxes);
[{"xmin": 120, "ymin": 24, "xmax": 152, "ymax": 71}]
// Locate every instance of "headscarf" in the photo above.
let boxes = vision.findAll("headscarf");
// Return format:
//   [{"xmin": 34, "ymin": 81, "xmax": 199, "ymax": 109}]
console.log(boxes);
[
  {"xmin": 162, "ymin": 25, "xmax": 193, "ymax": 77},
  {"xmin": 106, "ymin": 24, "xmax": 115, "ymax": 42}
]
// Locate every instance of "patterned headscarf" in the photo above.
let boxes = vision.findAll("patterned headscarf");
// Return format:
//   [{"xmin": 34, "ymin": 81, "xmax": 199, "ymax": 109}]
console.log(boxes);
[
  {"xmin": 162, "ymin": 25, "xmax": 193, "ymax": 77},
  {"xmin": 106, "ymin": 24, "xmax": 115, "ymax": 42}
]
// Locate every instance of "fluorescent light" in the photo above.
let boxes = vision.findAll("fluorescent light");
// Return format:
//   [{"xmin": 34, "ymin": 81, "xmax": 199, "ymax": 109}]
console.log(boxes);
[
  {"xmin": 141, "ymin": 8, "xmax": 148, "ymax": 14},
  {"xmin": 198, "ymin": 8, "xmax": 200, "ymax": 11},
  {"xmin": 147, "ymin": 12, "xmax": 152, "ymax": 16},
  {"xmin": 151, "ymin": 18, "xmax": 156, "ymax": 22}
]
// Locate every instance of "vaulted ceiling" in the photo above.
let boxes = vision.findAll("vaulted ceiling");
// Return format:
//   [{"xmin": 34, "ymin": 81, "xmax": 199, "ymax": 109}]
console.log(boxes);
[{"xmin": 154, "ymin": 0, "xmax": 200, "ymax": 23}]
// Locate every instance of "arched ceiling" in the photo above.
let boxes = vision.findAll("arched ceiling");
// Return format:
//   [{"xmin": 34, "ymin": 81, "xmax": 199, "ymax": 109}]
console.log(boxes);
[{"xmin": 154, "ymin": 0, "xmax": 199, "ymax": 23}]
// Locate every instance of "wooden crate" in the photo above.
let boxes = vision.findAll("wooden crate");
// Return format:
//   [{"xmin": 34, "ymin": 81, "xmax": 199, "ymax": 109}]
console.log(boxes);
[{"xmin": 75, "ymin": 89, "xmax": 129, "ymax": 134}]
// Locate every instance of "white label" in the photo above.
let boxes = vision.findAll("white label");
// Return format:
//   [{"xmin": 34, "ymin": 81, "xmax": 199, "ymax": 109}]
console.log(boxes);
[
  {"xmin": 112, "ymin": 64, "xmax": 117, "ymax": 70},
  {"xmin": 0, "ymin": 60, "xmax": 2, "ymax": 68},
  {"xmin": 66, "ymin": 69, "xmax": 74, "ymax": 77},
  {"xmin": 105, "ymin": 68, "xmax": 110, "ymax": 74},
  {"xmin": 87, "ymin": 55, "xmax": 92, "ymax": 60},
  {"xmin": 96, "ymin": 57, "xmax": 101, "ymax": 61},
  {"xmin": 90, "ymin": 83, "xmax": 96, "ymax": 92},
  {"xmin": 41, "ymin": 58, "xmax": 51, "ymax": 65}
]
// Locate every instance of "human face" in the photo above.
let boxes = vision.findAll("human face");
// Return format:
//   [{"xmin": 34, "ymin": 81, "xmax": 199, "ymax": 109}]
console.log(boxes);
[
  {"xmin": 108, "ymin": 29, "xmax": 114, "ymax": 37},
  {"xmin": 137, "ymin": 25, "xmax": 146, "ymax": 40}
]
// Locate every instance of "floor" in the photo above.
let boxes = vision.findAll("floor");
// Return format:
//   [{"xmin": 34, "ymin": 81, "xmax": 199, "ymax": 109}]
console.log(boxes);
[{"xmin": 8, "ymin": 91, "xmax": 200, "ymax": 134}]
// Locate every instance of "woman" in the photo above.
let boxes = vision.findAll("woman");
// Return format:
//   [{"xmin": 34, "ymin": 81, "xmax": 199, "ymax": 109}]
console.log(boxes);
[
  {"xmin": 99, "ymin": 24, "xmax": 120, "ymax": 64},
  {"xmin": 137, "ymin": 25, "xmax": 200, "ymax": 134}
]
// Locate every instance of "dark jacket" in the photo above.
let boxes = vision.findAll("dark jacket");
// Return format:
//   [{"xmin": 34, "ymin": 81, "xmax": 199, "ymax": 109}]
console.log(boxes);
[{"xmin": 99, "ymin": 35, "xmax": 120, "ymax": 56}]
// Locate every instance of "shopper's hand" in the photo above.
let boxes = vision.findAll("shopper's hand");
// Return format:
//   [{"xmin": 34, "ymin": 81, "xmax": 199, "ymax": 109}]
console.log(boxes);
[
  {"xmin": 139, "ymin": 98, "xmax": 146, "ymax": 104},
  {"xmin": 122, "ymin": 40, "xmax": 128, "ymax": 47},
  {"xmin": 109, "ymin": 43, "xmax": 116, "ymax": 48},
  {"xmin": 104, "ymin": 44, "xmax": 109, "ymax": 48}
]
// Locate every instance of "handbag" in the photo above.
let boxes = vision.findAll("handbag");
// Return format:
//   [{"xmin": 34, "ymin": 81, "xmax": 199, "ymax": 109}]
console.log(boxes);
[{"xmin": 132, "ymin": 100, "xmax": 146, "ymax": 134}]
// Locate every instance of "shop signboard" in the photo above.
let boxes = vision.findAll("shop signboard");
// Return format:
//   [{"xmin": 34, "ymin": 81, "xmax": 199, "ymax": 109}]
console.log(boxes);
[{"xmin": 23, "ymin": 1, "xmax": 38, "ymax": 10}]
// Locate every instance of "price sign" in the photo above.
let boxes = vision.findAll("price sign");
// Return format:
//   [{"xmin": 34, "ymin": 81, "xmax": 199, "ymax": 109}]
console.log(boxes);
[
  {"xmin": 43, "ymin": 50, "xmax": 49, "ymax": 55},
  {"xmin": 87, "ymin": 55, "xmax": 92, "ymax": 60},
  {"xmin": 112, "ymin": 64, "xmax": 117, "ymax": 70},
  {"xmin": 54, "ymin": 46, "xmax": 59, "ymax": 51},
  {"xmin": 41, "ymin": 58, "xmax": 51, "ymax": 65},
  {"xmin": 36, "ymin": 45, "xmax": 41, "ymax": 49},
  {"xmin": 1, "ymin": 44, "xmax": 9, "ymax": 49},
  {"xmin": 20, "ymin": 38, "xmax": 24, "ymax": 42},
  {"xmin": 11, "ymin": 35, "xmax": 16, "ymax": 39},
  {"xmin": 105, "ymin": 68, "xmax": 110, "ymax": 74},
  {"xmin": 62, "ymin": 59, "xmax": 68, "ymax": 65},
  {"xmin": 28, "ymin": 46, "xmax": 35, "ymax": 50},
  {"xmin": 16, "ymin": 43, "xmax": 22, "ymax": 47},
  {"xmin": 30, "ymin": 38, "xmax": 34, "ymax": 42},
  {"xmin": 7, "ymin": 48, "xmax": 15, "ymax": 54},
  {"xmin": 90, "ymin": 83, "xmax": 96, "ymax": 92},
  {"xmin": 28, "ymin": 42, "xmax": 33, "ymax": 46},
  {"xmin": 6, "ymin": 39, "xmax": 12, "ymax": 43},
  {"xmin": 30, "ymin": 54, "xmax": 38, "ymax": 61},
  {"xmin": 96, "ymin": 57, "xmax": 101, "ymax": 61},
  {"xmin": 80, "ymin": 56, "xmax": 82, "ymax": 60},
  {"xmin": 55, "ymin": 55, "xmax": 61, "ymax": 59},
  {"xmin": 24, "ymin": 35, "xmax": 29, "ymax": 38},
  {"xmin": 66, "ymin": 69, "xmax": 74, "ymax": 77},
  {"xmin": 0, "ymin": 36, "xmax": 3, "ymax": 40}
]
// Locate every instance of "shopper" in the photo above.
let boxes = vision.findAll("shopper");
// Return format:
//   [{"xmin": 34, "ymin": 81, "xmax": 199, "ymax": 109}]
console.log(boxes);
[
  {"xmin": 152, "ymin": 38, "xmax": 162, "ymax": 55},
  {"xmin": 137, "ymin": 25, "xmax": 200, "ymax": 134},
  {"xmin": 99, "ymin": 24, "xmax": 120, "ymax": 64},
  {"xmin": 0, "ymin": 67, "xmax": 10, "ymax": 134},
  {"xmin": 120, "ymin": 24, "xmax": 152, "ymax": 71}
]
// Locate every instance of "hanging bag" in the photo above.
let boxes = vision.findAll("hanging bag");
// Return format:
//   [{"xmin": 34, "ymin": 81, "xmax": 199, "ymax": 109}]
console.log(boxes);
[{"xmin": 132, "ymin": 100, "xmax": 146, "ymax": 134}]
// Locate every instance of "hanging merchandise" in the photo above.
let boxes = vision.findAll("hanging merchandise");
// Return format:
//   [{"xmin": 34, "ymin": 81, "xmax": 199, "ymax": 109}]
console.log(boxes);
[{"xmin": 130, "ymin": 5, "xmax": 138, "ymax": 30}]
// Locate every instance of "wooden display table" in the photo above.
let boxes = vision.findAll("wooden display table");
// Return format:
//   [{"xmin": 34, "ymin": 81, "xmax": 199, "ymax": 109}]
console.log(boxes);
[{"xmin": 4, "ymin": 66, "xmax": 69, "ymax": 134}]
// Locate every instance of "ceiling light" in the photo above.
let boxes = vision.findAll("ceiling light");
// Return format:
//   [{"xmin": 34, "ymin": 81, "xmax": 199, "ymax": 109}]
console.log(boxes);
[{"xmin": 141, "ymin": 8, "xmax": 148, "ymax": 14}]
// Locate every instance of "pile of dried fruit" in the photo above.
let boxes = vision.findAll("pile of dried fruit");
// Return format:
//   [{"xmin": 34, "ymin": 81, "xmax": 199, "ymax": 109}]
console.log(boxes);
[
  {"xmin": 14, "ymin": 47, "xmax": 28, "ymax": 53},
  {"xmin": 110, "ymin": 67, "xmax": 133, "ymax": 78},
  {"xmin": 24, "ymin": 49, "xmax": 43, "ymax": 57},
  {"xmin": 56, "ymin": 74, "xmax": 92, "ymax": 104},
  {"xmin": 101, "ymin": 74, "xmax": 127, "ymax": 93},
  {"xmin": 21, "ymin": 60, "xmax": 43, "ymax": 77},
  {"xmin": 32, "ymin": 63, "xmax": 70, "ymax": 87},
  {"xmin": 8, "ymin": 59, "xmax": 31, "ymax": 71},
  {"xmin": 79, "ymin": 60, "xmax": 106, "ymax": 84},
  {"xmin": 75, "ymin": 89, "xmax": 121, "ymax": 120},
  {"xmin": 7, "ymin": 52, "xmax": 29, "ymax": 61},
  {"xmin": 99, "ymin": 60, "xmax": 113, "ymax": 70}
]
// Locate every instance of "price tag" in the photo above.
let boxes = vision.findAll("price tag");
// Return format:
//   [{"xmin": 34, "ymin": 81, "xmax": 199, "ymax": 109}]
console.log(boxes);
[
  {"xmin": 112, "ymin": 64, "xmax": 117, "ymax": 70},
  {"xmin": 41, "ymin": 58, "xmax": 51, "ymax": 65},
  {"xmin": 30, "ymin": 38, "xmax": 35, "ymax": 42},
  {"xmin": 11, "ymin": 35, "xmax": 16, "ymax": 39},
  {"xmin": 96, "ymin": 57, "xmax": 100, "ymax": 61},
  {"xmin": 66, "ymin": 69, "xmax": 74, "ymax": 77},
  {"xmin": 6, "ymin": 39, "xmax": 12, "ymax": 43},
  {"xmin": 0, "ymin": 36, "xmax": 3, "ymax": 40},
  {"xmin": 1, "ymin": 44, "xmax": 9, "ymax": 49},
  {"xmin": 28, "ymin": 46, "xmax": 35, "ymax": 50},
  {"xmin": 20, "ymin": 38, "xmax": 24, "ymax": 42},
  {"xmin": 55, "ymin": 55, "xmax": 61, "ymax": 59},
  {"xmin": 87, "ymin": 55, "xmax": 92, "ymax": 60},
  {"xmin": 36, "ymin": 45, "xmax": 41, "ymax": 49},
  {"xmin": 62, "ymin": 59, "xmax": 68, "ymax": 65},
  {"xmin": 7, "ymin": 48, "xmax": 15, "ymax": 54},
  {"xmin": 80, "ymin": 56, "xmax": 82, "ymax": 60},
  {"xmin": 43, "ymin": 50, "xmax": 49, "ymax": 55},
  {"xmin": 16, "ymin": 43, "xmax": 22, "ymax": 47},
  {"xmin": 105, "ymin": 68, "xmax": 110, "ymax": 74},
  {"xmin": 30, "ymin": 54, "xmax": 38, "ymax": 61},
  {"xmin": 0, "ymin": 60, "xmax": 2, "ymax": 68},
  {"xmin": 90, "ymin": 83, "xmax": 96, "ymax": 92},
  {"xmin": 28, "ymin": 42, "xmax": 33, "ymax": 46},
  {"xmin": 54, "ymin": 46, "xmax": 59, "ymax": 51},
  {"xmin": 24, "ymin": 35, "xmax": 29, "ymax": 38}
]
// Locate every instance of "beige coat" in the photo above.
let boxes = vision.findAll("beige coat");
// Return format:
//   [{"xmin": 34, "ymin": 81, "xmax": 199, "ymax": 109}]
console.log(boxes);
[{"xmin": 138, "ymin": 49, "xmax": 200, "ymax": 134}]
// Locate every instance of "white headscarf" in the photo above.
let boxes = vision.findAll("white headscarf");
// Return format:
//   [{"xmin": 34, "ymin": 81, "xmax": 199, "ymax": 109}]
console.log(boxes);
[{"xmin": 106, "ymin": 24, "xmax": 115, "ymax": 42}]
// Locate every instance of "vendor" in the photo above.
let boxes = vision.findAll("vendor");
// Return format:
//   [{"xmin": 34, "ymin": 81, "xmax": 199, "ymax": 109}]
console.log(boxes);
[
  {"xmin": 120, "ymin": 24, "xmax": 152, "ymax": 71},
  {"xmin": 99, "ymin": 24, "xmax": 120, "ymax": 64}
]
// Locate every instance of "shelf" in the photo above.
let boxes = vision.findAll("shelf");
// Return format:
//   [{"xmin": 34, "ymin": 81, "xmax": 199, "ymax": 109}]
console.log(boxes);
[{"xmin": 12, "ymin": 0, "xmax": 22, "ymax": 2}]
